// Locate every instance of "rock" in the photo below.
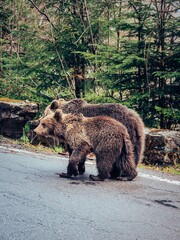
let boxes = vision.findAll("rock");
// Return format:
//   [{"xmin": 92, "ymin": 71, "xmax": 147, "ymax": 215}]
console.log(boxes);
[
  {"xmin": 0, "ymin": 99, "xmax": 39, "ymax": 139},
  {"xmin": 143, "ymin": 130, "xmax": 180, "ymax": 165}
]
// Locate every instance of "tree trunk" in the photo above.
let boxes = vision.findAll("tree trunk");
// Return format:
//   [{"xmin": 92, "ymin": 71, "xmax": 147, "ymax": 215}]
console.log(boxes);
[{"xmin": 158, "ymin": 0, "xmax": 166, "ymax": 128}]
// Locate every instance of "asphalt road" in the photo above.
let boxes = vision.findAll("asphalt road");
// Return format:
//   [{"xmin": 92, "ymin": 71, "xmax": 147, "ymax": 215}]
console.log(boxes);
[{"xmin": 0, "ymin": 146, "xmax": 180, "ymax": 240}]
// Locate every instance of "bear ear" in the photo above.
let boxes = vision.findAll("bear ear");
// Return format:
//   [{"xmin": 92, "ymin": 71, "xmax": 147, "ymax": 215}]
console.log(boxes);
[
  {"xmin": 54, "ymin": 109, "xmax": 63, "ymax": 122},
  {"xmin": 50, "ymin": 100, "xmax": 59, "ymax": 110},
  {"xmin": 57, "ymin": 98, "xmax": 66, "ymax": 107},
  {"xmin": 58, "ymin": 98, "xmax": 65, "ymax": 104},
  {"xmin": 77, "ymin": 113, "xmax": 84, "ymax": 118}
]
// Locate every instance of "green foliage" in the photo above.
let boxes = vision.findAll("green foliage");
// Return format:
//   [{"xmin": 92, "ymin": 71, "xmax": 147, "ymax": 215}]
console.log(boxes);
[
  {"xmin": 53, "ymin": 145, "xmax": 65, "ymax": 154},
  {"xmin": 19, "ymin": 123, "xmax": 31, "ymax": 144},
  {"xmin": 1, "ymin": 0, "xmax": 179, "ymax": 129},
  {"xmin": 155, "ymin": 106, "xmax": 180, "ymax": 128},
  {"xmin": 84, "ymin": 92, "xmax": 118, "ymax": 104}
]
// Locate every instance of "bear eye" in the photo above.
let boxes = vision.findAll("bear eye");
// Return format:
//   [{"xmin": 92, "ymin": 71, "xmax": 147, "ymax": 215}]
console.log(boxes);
[{"xmin": 42, "ymin": 123, "xmax": 46, "ymax": 128}]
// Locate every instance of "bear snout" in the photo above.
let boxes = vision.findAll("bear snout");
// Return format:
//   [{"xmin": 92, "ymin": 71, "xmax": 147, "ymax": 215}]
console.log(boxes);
[
  {"xmin": 33, "ymin": 128, "xmax": 40, "ymax": 135},
  {"xmin": 33, "ymin": 128, "xmax": 37, "ymax": 134}
]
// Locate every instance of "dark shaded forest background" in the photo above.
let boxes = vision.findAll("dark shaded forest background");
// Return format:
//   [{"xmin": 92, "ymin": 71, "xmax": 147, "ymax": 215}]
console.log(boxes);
[{"xmin": 0, "ymin": 0, "xmax": 180, "ymax": 128}]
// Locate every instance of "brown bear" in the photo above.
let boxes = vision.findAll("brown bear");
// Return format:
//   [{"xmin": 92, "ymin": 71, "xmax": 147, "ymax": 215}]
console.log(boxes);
[
  {"xmin": 34, "ymin": 110, "xmax": 138, "ymax": 181},
  {"xmin": 43, "ymin": 98, "xmax": 145, "ymax": 167}
]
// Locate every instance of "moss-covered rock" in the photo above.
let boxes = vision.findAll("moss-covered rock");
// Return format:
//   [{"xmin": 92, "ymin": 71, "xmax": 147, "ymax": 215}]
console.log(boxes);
[{"xmin": 0, "ymin": 99, "xmax": 39, "ymax": 139}]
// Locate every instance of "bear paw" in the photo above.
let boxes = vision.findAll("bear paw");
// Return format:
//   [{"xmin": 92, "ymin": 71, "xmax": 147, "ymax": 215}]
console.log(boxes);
[
  {"xmin": 89, "ymin": 174, "xmax": 106, "ymax": 181},
  {"xmin": 59, "ymin": 172, "xmax": 73, "ymax": 178}
]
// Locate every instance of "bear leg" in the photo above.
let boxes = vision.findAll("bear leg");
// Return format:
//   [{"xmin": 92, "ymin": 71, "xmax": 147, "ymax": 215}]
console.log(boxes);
[
  {"xmin": 60, "ymin": 141, "xmax": 91, "ymax": 178},
  {"xmin": 114, "ymin": 138, "xmax": 138, "ymax": 181},
  {"xmin": 110, "ymin": 162, "xmax": 121, "ymax": 179},
  {"xmin": 66, "ymin": 143, "xmax": 85, "ymax": 174},
  {"xmin": 78, "ymin": 162, "xmax": 86, "ymax": 174},
  {"xmin": 90, "ymin": 155, "xmax": 112, "ymax": 181},
  {"xmin": 120, "ymin": 157, "xmax": 138, "ymax": 181},
  {"xmin": 110, "ymin": 164, "xmax": 131, "ymax": 179}
]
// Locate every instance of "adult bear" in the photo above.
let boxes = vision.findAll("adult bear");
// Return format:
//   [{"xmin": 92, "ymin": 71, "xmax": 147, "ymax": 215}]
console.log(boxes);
[
  {"xmin": 34, "ymin": 110, "xmax": 137, "ymax": 181},
  {"xmin": 46, "ymin": 98, "xmax": 145, "ymax": 167}
]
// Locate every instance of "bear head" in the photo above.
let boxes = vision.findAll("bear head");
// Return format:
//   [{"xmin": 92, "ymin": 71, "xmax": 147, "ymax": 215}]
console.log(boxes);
[
  {"xmin": 34, "ymin": 113, "xmax": 59, "ymax": 137},
  {"xmin": 53, "ymin": 109, "xmax": 84, "ymax": 137},
  {"xmin": 54, "ymin": 109, "xmax": 84, "ymax": 125},
  {"xmin": 34, "ymin": 109, "xmax": 84, "ymax": 140},
  {"xmin": 49, "ymin": 99, "xmax": 66, "ymax": 111},
  {"xmin": 42, "ymin": 98, "xmax": 87, "ymax": 120}
]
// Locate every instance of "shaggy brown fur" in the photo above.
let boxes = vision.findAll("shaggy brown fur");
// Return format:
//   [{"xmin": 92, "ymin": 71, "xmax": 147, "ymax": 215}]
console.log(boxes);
[
  {"xmin": 45, "ymin": 98, "xmax": 145, "ymax": 167},
  {"xmin": 34, "ymin": 110, "xmax": 137, "ymax": 181}
]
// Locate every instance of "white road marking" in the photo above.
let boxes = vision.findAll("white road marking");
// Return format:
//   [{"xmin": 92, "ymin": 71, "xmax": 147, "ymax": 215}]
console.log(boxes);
[
  {"xmin": 0, "ymin": 146, "xmax": 61, "ymax": 159},
  {"xmin": 139, "ymin": 172, "xmax": 180, "ymax": 186}
]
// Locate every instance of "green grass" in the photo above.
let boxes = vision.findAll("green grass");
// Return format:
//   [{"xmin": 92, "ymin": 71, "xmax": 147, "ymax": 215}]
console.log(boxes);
[
  {"xmin": 53, "ymin": 145, "xmax": 66, "ymax": 154},
  {"xmin": 139, "ymin": 163, "xmax": 180, "ymax": 175}
]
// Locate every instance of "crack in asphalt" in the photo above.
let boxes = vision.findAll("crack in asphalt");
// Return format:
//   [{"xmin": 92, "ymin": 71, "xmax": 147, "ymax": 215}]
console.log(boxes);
[{"xmin": 154, "ymin": 199, "xmax": 179, "ymax": 209}]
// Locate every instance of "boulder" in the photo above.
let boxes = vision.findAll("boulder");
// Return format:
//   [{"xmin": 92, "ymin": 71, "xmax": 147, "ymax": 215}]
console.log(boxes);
[
  {"xmin": 143, "ymin": 130, "xmax": 180, "ymax": 165},
  {"xmin": 0, "ymin": 98, "xmax": 39, "ymax": 139}
]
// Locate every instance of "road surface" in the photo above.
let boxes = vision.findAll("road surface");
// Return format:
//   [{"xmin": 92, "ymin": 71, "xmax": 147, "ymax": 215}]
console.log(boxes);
[{"xmin": 0, "ymin": 146, "xmax": 180, "ymax": 240}]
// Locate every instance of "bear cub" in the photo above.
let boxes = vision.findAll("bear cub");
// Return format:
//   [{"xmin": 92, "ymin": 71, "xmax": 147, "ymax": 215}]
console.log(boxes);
[{"xmin": 34, "ymin": 110, "xmax": 137, "ymax": 181}]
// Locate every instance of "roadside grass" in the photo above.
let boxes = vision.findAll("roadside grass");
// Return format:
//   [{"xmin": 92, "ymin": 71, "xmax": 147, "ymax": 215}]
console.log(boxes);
[
  {"xmin": 0, "ymin": 135, "xmax": 65, "ymax": 155},
  {"xmin": 17, "ymin": 140, "xmax": 66, "ymax": 155},
  {"xmin": 139, "ymin": 163, "xmax": 180, "ymax": 175},
  {"xmin": 18, "ymin": 126, "xmax": 66, "ymax": 155}
]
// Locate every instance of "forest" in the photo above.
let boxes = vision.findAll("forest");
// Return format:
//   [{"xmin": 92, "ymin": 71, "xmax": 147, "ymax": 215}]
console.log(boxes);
[{"xmin": 1, "ymin": 0, "xmax": 180, "ymax": 128}]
